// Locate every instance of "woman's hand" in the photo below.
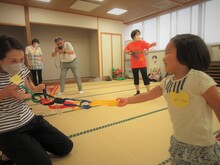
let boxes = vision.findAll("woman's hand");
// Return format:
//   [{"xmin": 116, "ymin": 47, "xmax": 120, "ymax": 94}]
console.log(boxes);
[
  {"xmin": 216, "ymin": 132, "xmax": 220, "ymax": 141},
  {"xmin": 2, "ymin": 84, "xmax": 19, "ymax": 98},
  {"xmin": 13, "ymin": 92, "xmax": 31, "ymax": 101},
  {"xmin": 1, "ymin": 84, "xmax": 31, "ymax": 101},
  {"xmin": 124, "ymin": 50, "xmax": 130, "ymax": 55},
  {"xmin": 152, "ymin": 42, "xmax": 157, "ymax": 46}
]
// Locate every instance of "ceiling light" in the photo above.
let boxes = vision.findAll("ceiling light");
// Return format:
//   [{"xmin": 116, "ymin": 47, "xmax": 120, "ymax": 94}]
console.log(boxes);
[
  {"xmin": 107, "ymin": 8, "xmax": 127, "ymax": 15},
  {"xmin": 70, "ymin": 1, "xmax": 100, "ymax": 12},
  {"xmin": 35, "ymin": 0, "xmax": 51, "ymax": 3}
]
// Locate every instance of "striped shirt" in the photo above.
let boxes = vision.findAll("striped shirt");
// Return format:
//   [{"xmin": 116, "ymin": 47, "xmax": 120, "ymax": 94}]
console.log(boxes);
[{"xmin": 0, "ymin": 66, "xmax": 34, "ymax": 133}]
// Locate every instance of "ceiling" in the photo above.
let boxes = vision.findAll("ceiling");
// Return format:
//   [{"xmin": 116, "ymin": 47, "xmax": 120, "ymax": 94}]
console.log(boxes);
[{"xmin": 0, "ymin": 0, "xmax": 205, "ymax": 24}]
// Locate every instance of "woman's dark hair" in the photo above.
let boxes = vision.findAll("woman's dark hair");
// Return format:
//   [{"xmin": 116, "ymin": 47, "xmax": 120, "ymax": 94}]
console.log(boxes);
[
  {"xmin": 131, "ymin": 29, "xmax": 140, "ymax": 40},
  {"xmin": 152, "ymin": 55, "xmax": 157, "ymax": 59},
  {"xmin": 0, "ymin": 35, "xmax": 24, "ymax": 60},
  {"xmin": 170, "ymin": 34, "xmax": 210, "ymax": 71},
  {"xmin": 31, "ymin": 38, "xmax": 39, "ymax": 44}
]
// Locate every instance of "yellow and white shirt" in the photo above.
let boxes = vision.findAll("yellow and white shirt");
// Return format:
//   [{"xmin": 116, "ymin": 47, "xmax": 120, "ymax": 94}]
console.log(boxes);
[
  {"xmin": 25, "ymin": 46, "xmax": 43, "ymax": 70},
  {"xmin": 160, "ymin": 69, "xmax": 217, "ymax": 146}
]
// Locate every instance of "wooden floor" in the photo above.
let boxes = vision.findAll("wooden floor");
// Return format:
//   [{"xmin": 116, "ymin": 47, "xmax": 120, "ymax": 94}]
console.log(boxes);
[{"xmin": 29, "ymin": 79, "xmax": 219, "ymax": 165}]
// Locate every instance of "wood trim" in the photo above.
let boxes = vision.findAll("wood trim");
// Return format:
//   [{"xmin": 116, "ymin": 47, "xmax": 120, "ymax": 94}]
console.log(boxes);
[
  {"xmin": 111, "ymin": 35, "xmax": 113, "ymax": 76},
  {"xmin": 100, "ymin": 32, "xmax": 103, "ymax": 78},
  {"xmin": 0, "ymin": 22, "xmax": 25, "ymax": 27},
  {"xmin": 29, "ymin": 22, "xmax": 97, "ymax": 30},
  {"xmin": 24, "ymin": 6, "xmax": 32, "ymax": 45}
]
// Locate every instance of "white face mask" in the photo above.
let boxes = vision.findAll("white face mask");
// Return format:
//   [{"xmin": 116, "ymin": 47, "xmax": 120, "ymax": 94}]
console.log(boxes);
[
  {"xmin": 1, "ymin": 63, "xmax": 23, "ymax": 75},
  {"xmin": 134, "ymin": 35, "xmax": 141, "ymax": 41},
  {"xmin": 33, "ymin": 43, "xmax": 39, "ymax": 48},
  {"xmin": 152, "ymin": 58, "xmax": 157, "ymax": 63}
]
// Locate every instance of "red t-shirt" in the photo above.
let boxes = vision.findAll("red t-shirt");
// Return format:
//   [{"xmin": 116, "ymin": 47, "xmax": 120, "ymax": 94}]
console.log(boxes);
[{"xmin": 125, "ymin": 40, "xmax": 150, "ymax": 68}]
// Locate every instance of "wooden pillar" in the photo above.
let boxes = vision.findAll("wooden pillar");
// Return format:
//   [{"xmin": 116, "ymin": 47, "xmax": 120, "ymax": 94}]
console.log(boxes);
[{"xmin": 24, "ymin": 6, "xmax": 31, "ymax": 45}]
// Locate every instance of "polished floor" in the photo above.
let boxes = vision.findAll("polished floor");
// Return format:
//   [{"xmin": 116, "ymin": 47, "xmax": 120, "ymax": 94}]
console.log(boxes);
[{"xmin": 29, "ymin": 79, "xmax": 219, "ymax": 165}]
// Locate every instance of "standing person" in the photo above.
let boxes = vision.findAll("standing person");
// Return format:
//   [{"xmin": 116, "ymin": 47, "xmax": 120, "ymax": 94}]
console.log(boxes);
[
  {"xmin": 125, "ymin": 29, "xmax": 157, "ymax": 95},
  {"xmin": 51, "ymin": 37, "xmax": 83, "ymax": 95},
  {"xmin": 25, "ymin": 38, "xmax": 43, "ymax": 85},
  {"xmin": 0, "ymin": 35, "xmax": 73, "ymax": 165},
  {"xmin": 118, "ymin": 34, "xmax": 220, "ymax": 164}
]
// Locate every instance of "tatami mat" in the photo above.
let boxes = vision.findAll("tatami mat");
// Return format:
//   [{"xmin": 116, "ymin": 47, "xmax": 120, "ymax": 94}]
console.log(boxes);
[{"xmin": 29, "ymin": 79, "xmax": 219, "ymax": 165}]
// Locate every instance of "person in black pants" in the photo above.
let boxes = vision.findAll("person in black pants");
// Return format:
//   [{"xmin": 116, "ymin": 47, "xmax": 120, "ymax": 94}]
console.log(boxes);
[
  {"xmin": 25, "ymin": 38, "xmax": 43, "ymax": 85},
  {"xmin": 0, "ymin": 35, "xmax": 73, "ymax": 165},
  {"xmin": 124, "ymin": 29, "xmax": 157, "ymax": 95}
]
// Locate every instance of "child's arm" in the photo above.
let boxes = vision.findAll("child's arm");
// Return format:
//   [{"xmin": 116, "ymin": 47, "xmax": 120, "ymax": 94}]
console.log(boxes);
[
  {"xmin": 202, "ymin": 86, "xmax": 220, "ymax": 141},
  {"xmin": 117, "ymin": 85, "xmax": 163, "ymax": 107},
  {"xmin": 203, "ymin": 85, "xmax": 220, "ymax": 122}
]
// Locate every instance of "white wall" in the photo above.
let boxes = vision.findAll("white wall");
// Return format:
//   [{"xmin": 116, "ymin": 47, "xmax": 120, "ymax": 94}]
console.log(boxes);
[
  {"xmin": 0, "ymin": 2, "xmax": 25, "ymax": 26},
  {"xmin": 125, "ymin": 0, "xmax": 220, "ymax": 50},
  {"xmin": 204, "ymin": 0, "xmax": 220, "ymax": 44},
  {"xmin": 29, "ymin": 7, "xmax": 98, "ymax": 30}
]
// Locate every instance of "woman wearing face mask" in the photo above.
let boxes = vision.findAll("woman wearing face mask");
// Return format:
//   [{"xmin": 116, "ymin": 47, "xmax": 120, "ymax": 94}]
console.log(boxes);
[
  {"xmin": 148, "ymin": 55, "xmax": 162, "ymax": 82},
  {"xmin": 25, "ymin": 38, "xmax": 43, "ymax": 86},
  {"xmin": 0, "ymin": 35, "xmax": 73, "ymax": 165},
  {"xmin": 124, "ymin": 29, "xmax": 157, "ymax": 95}
]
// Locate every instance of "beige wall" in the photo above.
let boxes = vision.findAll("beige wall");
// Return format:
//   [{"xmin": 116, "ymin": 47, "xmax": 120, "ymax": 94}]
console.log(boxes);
[
  {"xmin": 89, "ymin": 30, "xmax": 99, "ymax": 77},
  {"xmin": 0, "ymin": 2, "xmax": 25, "ymax": 26},
  {"xmin": 0, "ymin": 2, "xmax": 125, "ymax": 80},
  {"xmin": 31, "ymin": 24, "xmax": 98, "ymax": 80},
  {"xmin": 0, "ymin": 25, "xmax": 27, "ymax": 46},
  {"xmin": 29, "ymin": 7, "xmax": 98, "ymax": 30}
]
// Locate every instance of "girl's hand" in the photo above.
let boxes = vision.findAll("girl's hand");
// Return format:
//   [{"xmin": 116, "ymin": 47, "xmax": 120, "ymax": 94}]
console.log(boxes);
[
  {"xmin": 215, "ymin": 132, "xmax": 220, "ymax": 141},
  {"xmin": 117, "ymin": 98, "xmax": 128, "ymax": 107}
]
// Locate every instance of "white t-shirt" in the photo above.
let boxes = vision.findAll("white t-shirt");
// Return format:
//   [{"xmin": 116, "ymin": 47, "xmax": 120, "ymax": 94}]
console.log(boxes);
[
  {"xmin": 160, "ymin": 69, "xmax": 217, "ymax": 146},
  {"xmin": 56, "ymin": 42, "xmax": 76, "ymax": 62}
]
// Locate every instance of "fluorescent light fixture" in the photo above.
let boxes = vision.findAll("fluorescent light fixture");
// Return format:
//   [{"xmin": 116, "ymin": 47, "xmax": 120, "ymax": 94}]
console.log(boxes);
[
  {"xmin": 70, "ymin": 1, "xmax": 100, "ymax": 12},
  {"xmin": 107, "ymin": 8, "xmax": 127, "ymax": 15},
  {"xmin": 35, "ymin": 0, "xmax": 51, "ymax": 2}
]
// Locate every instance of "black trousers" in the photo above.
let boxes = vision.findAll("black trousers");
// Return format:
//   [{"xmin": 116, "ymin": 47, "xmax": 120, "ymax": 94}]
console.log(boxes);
[
  {"xmin": 132, "ymin": 67, "xmax": 150, "ymax": 85},
  {"xmin": 31, "ymin": 69, "xmax": 42, "ymax": 86},
  {"xmin": 0, "ymin": 115, "xmax": 73, "ymax": 165}
]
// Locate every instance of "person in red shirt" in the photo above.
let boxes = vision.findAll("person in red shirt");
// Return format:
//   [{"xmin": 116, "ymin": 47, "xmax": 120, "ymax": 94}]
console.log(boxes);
[{"xmin": 125, "ymin": 29, "xmax": 157, "ymax": 95}]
